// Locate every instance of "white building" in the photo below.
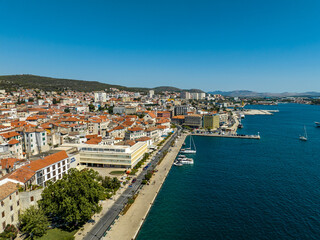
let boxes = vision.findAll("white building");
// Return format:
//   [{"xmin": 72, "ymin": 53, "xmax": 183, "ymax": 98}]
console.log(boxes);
[
  {"xmin": 94, "ymin": 92, "xmax": 107, "ymax": 103},
  {"xmin": 149, "ymin": 90, "xmax": 154, "ymax": 98},
  {"xmin": 24, "ymin": 129, "xmax": 49, "ymax": 156},
  {"xmin": 63, "ymin": 142, "xmax": 148, "ymax": 169}
]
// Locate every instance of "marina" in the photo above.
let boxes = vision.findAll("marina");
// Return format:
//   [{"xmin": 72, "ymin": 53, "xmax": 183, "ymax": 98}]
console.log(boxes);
[{"xmin": 138, "ymin": 103, "xmax": 320, "ymax": 240}]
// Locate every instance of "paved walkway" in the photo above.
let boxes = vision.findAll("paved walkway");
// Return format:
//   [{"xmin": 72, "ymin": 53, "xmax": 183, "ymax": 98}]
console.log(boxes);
[
  {"xmin": 75, "ymin": 145, "xmax": 161, "ymax": 239},
  {"xmin": 104, "ymin": 133, "xmax": 187, "ymax": 240}
]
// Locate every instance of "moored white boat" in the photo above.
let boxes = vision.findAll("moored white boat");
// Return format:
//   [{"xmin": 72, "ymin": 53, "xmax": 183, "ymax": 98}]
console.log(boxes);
[
  {"xmin": 180, "ymin": 136, "xmax": 197, "ymax": 154},
  {"xmin": 178, "ymin": 158, "xmax": 193, "ymax": 164},
  {"xmin": 173, "ymin": 161, "xmax": 183, "ymax": 166}
]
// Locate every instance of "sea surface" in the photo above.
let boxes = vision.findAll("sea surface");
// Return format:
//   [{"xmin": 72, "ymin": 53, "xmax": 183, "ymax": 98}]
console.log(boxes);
[{"xmin": 137, "ymin": 103, "xmax": 320, "ymax": 240}]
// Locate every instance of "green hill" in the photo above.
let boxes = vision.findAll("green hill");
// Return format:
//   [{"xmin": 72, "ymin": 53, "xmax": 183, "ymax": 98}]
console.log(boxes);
[
  {"xmin": 0, "ymin": 74, "xmax": 148, "ymax": 92},
  {"xmin": 0, "ymin": 74, "xmax": 204, "ymax": 93}
]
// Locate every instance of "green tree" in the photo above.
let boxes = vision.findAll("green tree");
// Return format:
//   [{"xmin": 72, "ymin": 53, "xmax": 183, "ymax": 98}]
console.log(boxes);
[
  {"xmin": 0, "ymin": 224, "xmax": 18, "ymax": 240},
  {"xmin": 88, "ymin": 104, "xmax": 95, "ymax": 112},
  {"xmin": 102, "ymin": 177, "xmax": 121, "ymax": 192},
  {"xmin": 107, "ymin": 106, "xmax": 114, "ymax": 114},
  {"xmin": 39, "ymin": 169, "xmax": 105, "ymax": 229},
  {"xmin": 64, "ymin": 108, "xmax": 70, "ymax": 113},
  {"xmin": 19, "ymin": 206, "xmax": 49, "ymax": 239}
]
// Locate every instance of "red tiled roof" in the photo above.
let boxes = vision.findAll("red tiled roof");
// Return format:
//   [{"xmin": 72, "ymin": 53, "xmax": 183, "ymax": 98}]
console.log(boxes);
[
  {"xmin": 136, "ymin": 136, "xmax": 152, "ymax": 142},
  {"xmin": 27, "ymin": 151, "xmax": 68, "ymax": 172},
  {"xmin": 8, "ymin": 139, "xmax": 19, "ymax": 145},
  {"xmin": 0, "ymin": 182, "xmax": 20, "ymax": 201},
  {"xmin": 0, "ymin": 132, "xmax": 20, "ymax": 139},
  {"xmin": 85, "ymin": 137, "xmax": 102, "ymax": 145},
  {"xmin": 1, "ymin": 158, "xmax": 20, "ymax": 170},
  {"xmin": 115, "ymin": 140, "xmax": 136, "ymax": 146},
  {"xmin": 128, "ymin": 127, "xmax": 143, "ymax": 132},
  {"xmin": 7, "ymin": 167, "xmax": 36, "ymax": 183}
]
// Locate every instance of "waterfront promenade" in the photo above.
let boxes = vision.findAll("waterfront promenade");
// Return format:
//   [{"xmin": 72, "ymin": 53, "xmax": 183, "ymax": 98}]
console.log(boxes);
[{"xmin": 104, "ymin": 133, "xmax": 187, "ymax": 240}]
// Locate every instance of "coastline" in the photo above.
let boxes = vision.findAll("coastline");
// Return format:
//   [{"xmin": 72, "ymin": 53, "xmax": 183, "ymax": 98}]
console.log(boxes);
[{"xmin": 104, "ymin": 133, "xmax": 187, "ymax": 240}]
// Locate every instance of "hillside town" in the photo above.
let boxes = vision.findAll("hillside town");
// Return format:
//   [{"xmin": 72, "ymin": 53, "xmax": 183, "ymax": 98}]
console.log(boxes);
[{"xmin": 0, "ymin": 87, "xmax": 240, "ymax": 237}]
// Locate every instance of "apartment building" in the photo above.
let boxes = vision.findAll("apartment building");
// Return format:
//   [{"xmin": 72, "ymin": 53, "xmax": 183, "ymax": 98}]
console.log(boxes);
[
  {"xmin": 24, "ymin": 129, "xmax": 49, "ymax": 156},
  {"xmin": 184, "ymin": 114, "xmax": 202, "ymax": 128},
  {"xmin": 203, "ymin": 114, "xmax": 220, "ymax": 130},
  {"xmin": 125, "ymin": 127, "xmax": 145, "ymax": 140},
  {"xmin": 0, "ymin": 182, "xmax": 20, "ymax": 232}
]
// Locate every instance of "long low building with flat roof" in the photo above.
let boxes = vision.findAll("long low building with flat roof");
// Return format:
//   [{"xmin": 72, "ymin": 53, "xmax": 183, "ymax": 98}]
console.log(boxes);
[{"xmin": 62, "ymin": 142, "xmax": 148, "ymax": 169}]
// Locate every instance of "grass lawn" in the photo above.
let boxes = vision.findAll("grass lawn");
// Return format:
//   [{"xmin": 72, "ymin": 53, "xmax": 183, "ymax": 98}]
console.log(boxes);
[
  {"xmin": 109, "ymin": 170, "xmax": 125, "ymax": 175},
  {"xmin": 37, "ymin": 228, "xmax": 76, "ymax": 240}
]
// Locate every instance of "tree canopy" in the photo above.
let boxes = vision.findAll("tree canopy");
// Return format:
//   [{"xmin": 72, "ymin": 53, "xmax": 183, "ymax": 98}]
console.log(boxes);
[
  {"xmin": 39, "ymin": 169, "xmax": 106, "ymax": 229},
  {"xmin": 19, "ymin": 206, "xmax": 49, "ymax": 239}
]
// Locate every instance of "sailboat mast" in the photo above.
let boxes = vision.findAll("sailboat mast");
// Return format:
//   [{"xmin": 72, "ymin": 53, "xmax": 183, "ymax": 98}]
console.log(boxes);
[
  {"xmin": 305, "ymin": 126, "xmax": 307, "ymax": 139},
  {"xmin": 192, "ymin": 135, "xmax": 196, "ymax": 151}
]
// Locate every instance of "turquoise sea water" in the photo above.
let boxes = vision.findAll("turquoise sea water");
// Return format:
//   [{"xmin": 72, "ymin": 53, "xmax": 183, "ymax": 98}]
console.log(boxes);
[{"xmin": 137, "ymin": 104, "xmax": 320, "ymax": 240}]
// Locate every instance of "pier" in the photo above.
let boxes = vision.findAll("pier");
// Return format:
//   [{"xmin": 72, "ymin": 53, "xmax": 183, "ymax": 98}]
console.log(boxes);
[{"xmin": 192, "ymin": 133, "xmax": 260, "ymax": 140}]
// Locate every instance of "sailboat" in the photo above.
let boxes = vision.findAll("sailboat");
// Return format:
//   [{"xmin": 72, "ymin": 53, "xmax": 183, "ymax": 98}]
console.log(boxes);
[
  {"xmin": 180, "ymin": 135, "xmax": 197, "ymax": 154},
  {"xmin": 299, "ymin": 126, "xmax": 308, "ymax": 141}
]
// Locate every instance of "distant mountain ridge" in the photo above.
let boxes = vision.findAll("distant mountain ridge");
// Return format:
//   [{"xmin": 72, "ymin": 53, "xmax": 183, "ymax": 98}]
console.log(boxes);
[
  {"xmin": 0, "ymin": 74, "xmax": 204, "ymax": 93},
  {"xmin": 208, "ymin": 90, "xmax": 320, "ymax": 98}
]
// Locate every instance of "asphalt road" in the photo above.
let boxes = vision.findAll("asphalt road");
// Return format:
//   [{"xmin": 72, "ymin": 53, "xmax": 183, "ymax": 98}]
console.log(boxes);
[{"xmin": 83, "ymin": 127, "xmax": 181, "ymax": 240}]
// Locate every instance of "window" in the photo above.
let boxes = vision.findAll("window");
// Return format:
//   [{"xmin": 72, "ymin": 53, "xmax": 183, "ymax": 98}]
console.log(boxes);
[
  {"xmin": 52, "ymin": 165, "xmax": 55, "ymax": 170},
  {"xmin": 16, "ymin": 192, "xmax": 18, "ymax": 195},
  {"xmin": 9, "ymin": 196, "xmax": 11, "ymax": 200},
  {"xmin": 11, "ymin": 215, "xmax": 14, "ymax": 222},
  {"xmin": 58, "ymin": 163, "xmax": 60, "ymax": 167},
  {"xmin": 10, "ymin": 206, "xmax": 13, "ymax": 211},
  {"xmin": 63, "ymin": 166, "xmax": 66, "ymax": 171},
  {"xmin": 30, "ymin": 196, "xmax": 34, "ymax": 202},
  {"xmin": 1, "ymin": 201, "xmax": 3, "ymax": 207},
  {"xmin": 47, "ymin": 173, "xmax": 51, "ymax": 179},
  {"xmin": 1, "ymin": 211, "xmax": 4, "ymax": 218},
  {"xmin": 52, "ymin": 171, "xmax": 56, "ymax": 176},
  {"xmin": 17, "ymin": 201, "xmax": 19, "ymax": 206},
  {"xmin": 47, "ymin": 167, "xmax": 50, "ymax": 173}
]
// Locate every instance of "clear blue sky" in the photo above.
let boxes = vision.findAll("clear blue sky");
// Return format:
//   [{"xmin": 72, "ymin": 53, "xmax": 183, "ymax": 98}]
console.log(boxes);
[{"xmin": 1, "ymin": 0, "xmax": 320, "ymax": 92}]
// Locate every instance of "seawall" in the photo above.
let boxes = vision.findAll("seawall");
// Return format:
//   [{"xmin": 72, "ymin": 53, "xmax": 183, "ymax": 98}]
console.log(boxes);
[{"xmin": 104, "ymin": 133, "xmax": 187, "ymax": 240}]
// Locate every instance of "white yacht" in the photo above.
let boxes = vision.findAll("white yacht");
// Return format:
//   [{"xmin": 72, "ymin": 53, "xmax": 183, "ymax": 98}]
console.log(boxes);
[
  {"xmin": 173, "ymin": 161, "xmax": 183, "ymax": 166},
  {"xmin": 177, "ymin": 157, "xmax": 194, "ymax": 164}
]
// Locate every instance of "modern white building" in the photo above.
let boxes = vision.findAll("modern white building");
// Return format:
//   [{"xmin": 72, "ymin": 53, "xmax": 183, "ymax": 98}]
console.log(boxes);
[{"xmin": 62, "ymin": 142, "xmax": 148, "ymax": 169}]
